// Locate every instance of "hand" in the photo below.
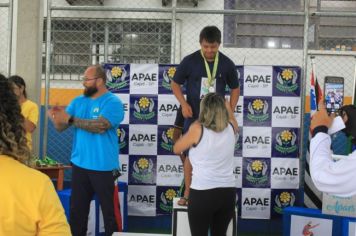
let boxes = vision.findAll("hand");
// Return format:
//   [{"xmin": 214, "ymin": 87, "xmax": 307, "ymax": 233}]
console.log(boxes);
[
  {"xmin": 181, "ymin": 103, "xmax": 193, "ymax": 118},
  {"xmin": 48, "ymin": 106, "xmax": 70, "ymax": 124},
  {"xmin": 310, "ymin": 100, "xmax": 334, "ymax": 131}
]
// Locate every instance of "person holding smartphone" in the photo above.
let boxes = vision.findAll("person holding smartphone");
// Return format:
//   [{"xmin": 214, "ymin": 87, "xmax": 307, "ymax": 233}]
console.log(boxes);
[{"xmin": 310, "ymin": 102, "xmax": 356, "ymax": 196}]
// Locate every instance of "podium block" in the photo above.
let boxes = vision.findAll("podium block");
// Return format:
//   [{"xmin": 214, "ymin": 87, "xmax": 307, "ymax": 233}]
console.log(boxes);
[{"xmin": 172, "ymin": 198, "xmax": 236, "ymax": 236}]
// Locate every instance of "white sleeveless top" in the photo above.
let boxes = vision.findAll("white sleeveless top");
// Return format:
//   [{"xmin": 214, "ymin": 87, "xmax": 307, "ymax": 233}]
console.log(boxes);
[{"xmin": 189, "ymin": 124, "xmax": 236, "ymax": 190}]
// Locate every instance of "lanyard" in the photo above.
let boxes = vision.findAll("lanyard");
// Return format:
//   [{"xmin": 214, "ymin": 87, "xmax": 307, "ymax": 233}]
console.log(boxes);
[{"xmin": 201, "ymin": 50, "xmax": 219, "ymax": 87}]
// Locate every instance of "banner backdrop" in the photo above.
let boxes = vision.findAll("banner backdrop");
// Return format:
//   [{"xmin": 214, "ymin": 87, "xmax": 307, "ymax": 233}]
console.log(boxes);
[{"xmin": 103, "ymin": 63, "xmax": 302, "ymax": 219}]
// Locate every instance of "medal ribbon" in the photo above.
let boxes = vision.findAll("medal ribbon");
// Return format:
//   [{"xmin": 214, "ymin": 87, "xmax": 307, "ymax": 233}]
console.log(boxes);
[{"xmin": 201, "ymin": 50, "xmax": 219, "ymax": 88}]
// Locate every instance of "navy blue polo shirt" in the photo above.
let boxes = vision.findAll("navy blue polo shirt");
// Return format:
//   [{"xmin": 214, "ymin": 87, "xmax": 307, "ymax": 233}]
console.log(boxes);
[{"xmin": 173, "ymin": 50, "xmax": 239, "ymax": 131}]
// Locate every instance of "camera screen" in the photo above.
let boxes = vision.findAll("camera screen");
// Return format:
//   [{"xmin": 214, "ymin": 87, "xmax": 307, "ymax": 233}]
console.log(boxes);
[{"xmin": 325, "ymin": 83, "xmax": 344, "ymax": 112}]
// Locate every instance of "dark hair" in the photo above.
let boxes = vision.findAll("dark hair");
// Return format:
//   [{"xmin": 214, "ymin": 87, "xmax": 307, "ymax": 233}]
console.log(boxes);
[
  {"xmin": 8, "ymin": 75, "xmax": 27, "ymax": 98},
  {"xmin": 94, "ymin": 64, "xmax": 107, "ymax": 83},
  {"xmin": 199, "ymin": 26, "xmax": 221, "ymax": 44},
  {"xmin": 0, "ymin": 74, "xmax": 30, "ymax": 163}
]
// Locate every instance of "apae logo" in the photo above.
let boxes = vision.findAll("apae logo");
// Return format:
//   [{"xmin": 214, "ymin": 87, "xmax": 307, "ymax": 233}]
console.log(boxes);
[
  {"xmin": 275, "ymin": 130, "xmax": 297, "ymax": 154},
  {"xmin": 246, "ymin": 160, "xmax": 268, "ymax": 184},
  {"xmin": 273, "ymin": 192, "xmax": 295, "ymax": 214},
  {"xmin": 159, "ymin": 103, "xmax": 179, "ymax": 112},
  {"xmin": 162, "ymin": 67, "xmax": 176, "ymax": 91},
  {"xmin": 276, "ymin": 69, "xmax": 298, "ymax": 93},
  {"xmin": 160, "ymin": 127, "xmax": 174, "ymax": 152},
  {"xmin": 117, "ymin": 128, "xmax": 127, "ymax": 149},
  {"xmin": 243, "ymin": 197, "xmax": 270, "ymax": 206},
  {"xmin": 132, "ymin": 157, "xmax": 154, "ymax": 182},
  {"xmin": 132, "ymin": 71, "xmax": 157, "ymax": 87},
  {"xmin": 129, "ymin": 194, "xmax": 155, "ymax": 204},
  {"xmin": 273, "ymin": 105, "xmax": 299, "ymax": 119},
  {"xmin": 133, "ymin": 97, "xmax": 155, "ymax": 120},
  {"xmin": 245, "ymin": 73, "xmax": 271, "ymax": 88},
  {"xmin": 106, "ymin": 66, "xmax": 128, "ymax": 89},
  {"xmin": 159, "ymin": 189, "xmax": 177, "ymax": 213},
  {"xmin": 247, "ymin": 99, "xmax": 269, "ymax": 122}
]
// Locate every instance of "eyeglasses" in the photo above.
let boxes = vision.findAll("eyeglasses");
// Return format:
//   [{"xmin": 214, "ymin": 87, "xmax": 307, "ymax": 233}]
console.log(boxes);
[{"xmin": 81, "ymin": 77, "xmax": 98, "ymax": 82}]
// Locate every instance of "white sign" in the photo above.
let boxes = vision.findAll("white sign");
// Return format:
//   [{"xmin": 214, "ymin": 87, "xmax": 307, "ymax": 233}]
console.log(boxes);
[
  {"xmin": 234, "ymin": 157, "xmax": 243, "ymax": 188},
  {"xmin": 128, "ymin": 185, "xmax": 156, "ymax": 216},
  {"xmin": 241, "ymin": 188, "xmax": 271, "ymax": 219},
  {"xmin": 157, "ymin": 94, "xmax": 180, "ymax": 125},
  {"xmin": 290, "ymin": 215, "xmax": 332, "ymax": 236},
  {"xmin": 243, "ymin": 127, "xmax": 271, "ymax": 157},
  {"xmin": 118, "ymin": 154, "xmax": 128, "ymax": 183},
  {"xmin": 130, "ymin": 64, "xmax": 158, "ymax": 94},
  {"xmin": 271, "ymin": 158, "xmax": 299, "ymax": 189},
  {"xmin": 129, "ymin": 125, "xmax": 157, "ymax": 155},
  {"xmin": 271, "ymin": 97, "xmax": 301, "ymax": 127},
  {"xmin": 115, "ymin": 94, "xmax": 130, "ymax": 124},
  {"xmin": 156, "ymin": 155, "xmax": 184, "ymax": 186},
  {"xmin": 243, "ymin": 66, "xmax": 272, "ymax": 96},
  {"xmin": 323, "ymin": 193, "xmax": 356, "ymax": 217}
]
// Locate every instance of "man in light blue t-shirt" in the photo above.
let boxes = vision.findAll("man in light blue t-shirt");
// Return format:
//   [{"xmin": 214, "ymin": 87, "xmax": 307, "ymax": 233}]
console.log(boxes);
[{"xmin": 48, "ymin": 64, "xmax": 124, "ymax": 236}]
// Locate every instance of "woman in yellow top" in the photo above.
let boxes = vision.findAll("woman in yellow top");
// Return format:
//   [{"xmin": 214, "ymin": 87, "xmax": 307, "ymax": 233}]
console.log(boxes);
[
  {"xmin": 0, "ymin": 74, "xmax": 71, "ymax": 235},
  {"xmin": 9, "ymin": 75, "xmax": 39, "ymax": 150}
]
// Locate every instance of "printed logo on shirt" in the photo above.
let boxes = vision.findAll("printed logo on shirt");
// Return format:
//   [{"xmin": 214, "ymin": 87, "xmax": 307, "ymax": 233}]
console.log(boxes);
[
  {"xmin": 92, "ymin": 107, "xmax": 100, "ymax": 119},
  {"xmin": 106, "ymin": 65, "xmax": 130, "ymax": 93},
  {"xmin": 156, "ymin": 186, "xmax": 179, "ymax": 215}
]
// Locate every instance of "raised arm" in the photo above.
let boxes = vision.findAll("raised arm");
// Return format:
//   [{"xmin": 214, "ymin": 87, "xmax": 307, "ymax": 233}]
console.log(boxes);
[{"xmin": 173, "ymin": 122, "xmax": 201, "ymax": 155}]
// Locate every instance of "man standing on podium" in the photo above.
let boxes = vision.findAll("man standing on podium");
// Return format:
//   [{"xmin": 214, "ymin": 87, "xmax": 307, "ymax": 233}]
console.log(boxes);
[
  {"xmin": 48, "ymin": 64, "xmax": 124, "ymax": 236},
  {"xmin": 170, "ymin": 25, "xmax": 240, "ymax": 206}
]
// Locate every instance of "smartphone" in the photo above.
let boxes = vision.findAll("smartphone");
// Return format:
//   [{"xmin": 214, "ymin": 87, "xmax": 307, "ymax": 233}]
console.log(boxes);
[{"xmin": 324, "ymin": 76, "xmax": 344, "ymax": 113}]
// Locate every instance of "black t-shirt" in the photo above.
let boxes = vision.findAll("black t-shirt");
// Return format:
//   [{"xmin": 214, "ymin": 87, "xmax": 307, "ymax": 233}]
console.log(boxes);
[{"xmin": 173, "ymin": 50, "xmax": 239, "ymax": 130}]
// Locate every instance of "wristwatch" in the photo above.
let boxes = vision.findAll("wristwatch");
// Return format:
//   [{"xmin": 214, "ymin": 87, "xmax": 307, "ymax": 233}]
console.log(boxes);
[{"xmin": 68, "ymin": 116, "xmax": 74, "ymax": 126}]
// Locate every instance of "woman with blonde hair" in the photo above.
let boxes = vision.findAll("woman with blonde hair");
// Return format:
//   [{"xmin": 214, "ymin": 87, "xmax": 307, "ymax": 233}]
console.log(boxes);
[
  {"xmin": 173, "ymin": 93, "xmax": 238, "ymax": 236},
  {"xmin": 0, "ymin": 74, "xmax": 71, "ymax": 235}
]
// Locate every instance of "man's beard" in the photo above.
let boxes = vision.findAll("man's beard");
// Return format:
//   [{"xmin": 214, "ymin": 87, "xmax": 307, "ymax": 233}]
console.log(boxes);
[{"xmin": 84, "ymin": 86, "xmax": 98, "ymax": 97}]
